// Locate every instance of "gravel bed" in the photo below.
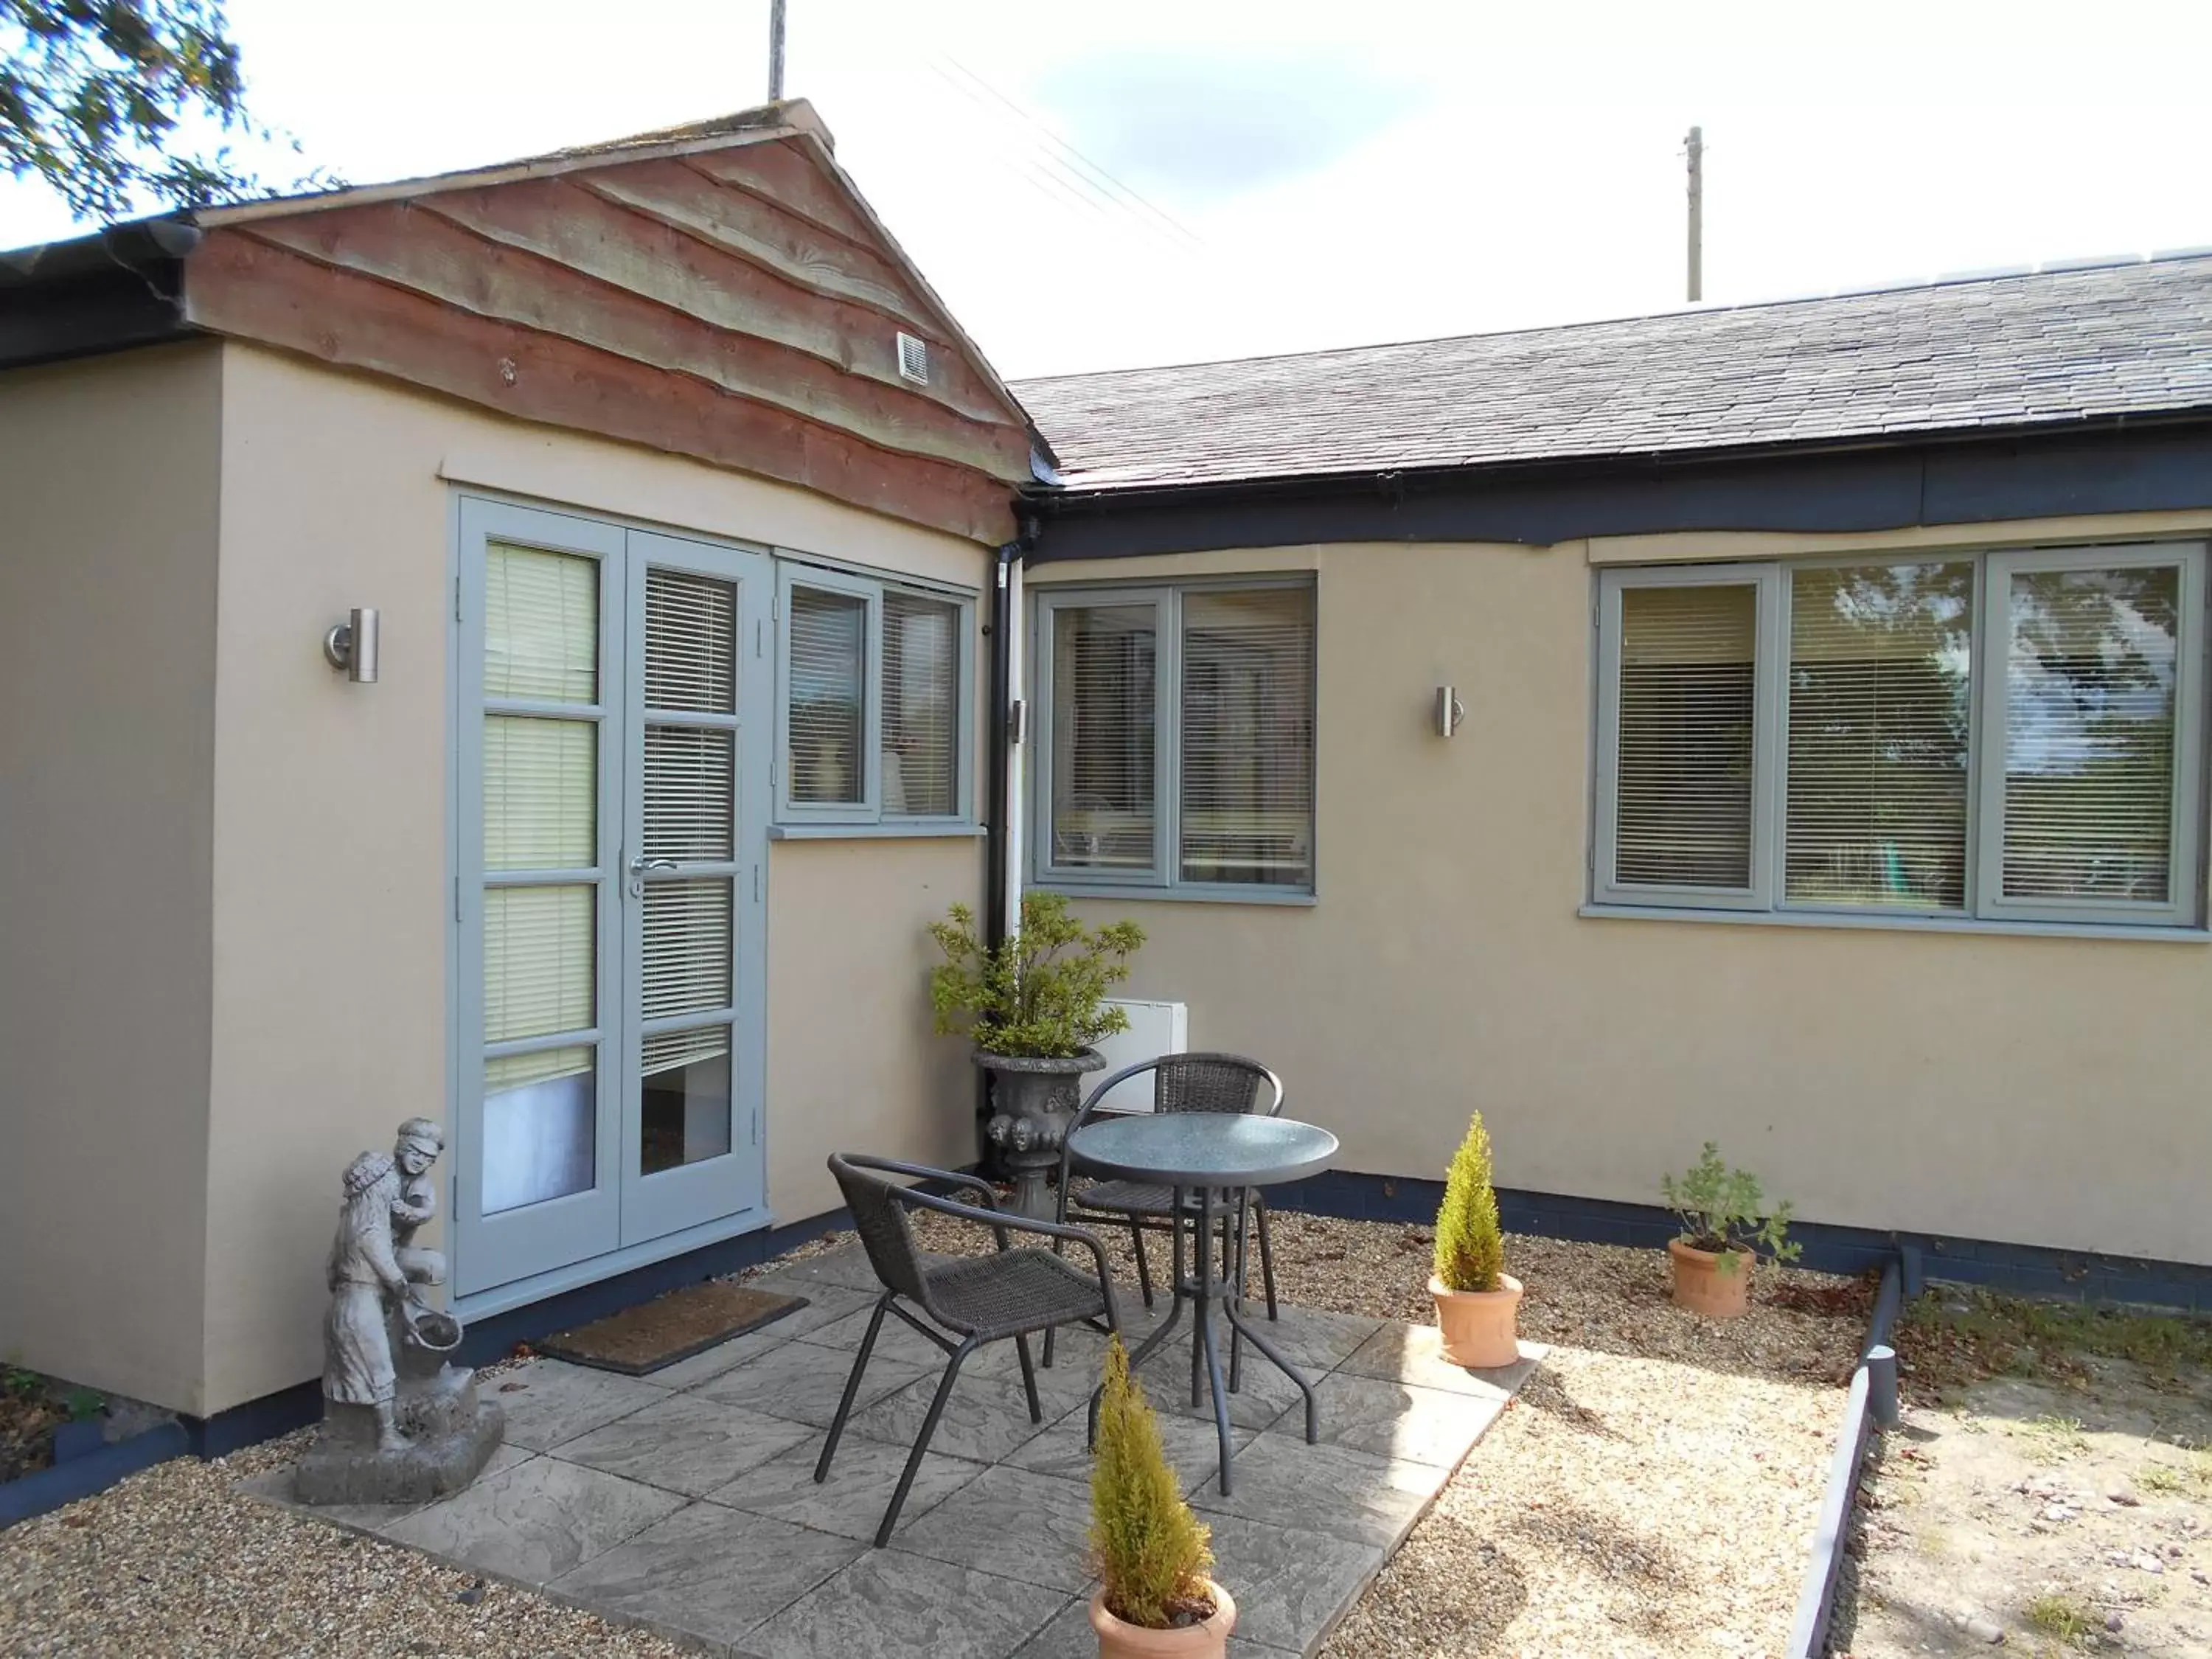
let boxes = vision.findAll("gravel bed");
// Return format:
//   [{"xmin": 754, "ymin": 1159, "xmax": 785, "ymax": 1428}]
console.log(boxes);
[{"xmin": 1, "ymin": 1208, "xmax": 1863, "ymax": 1658}]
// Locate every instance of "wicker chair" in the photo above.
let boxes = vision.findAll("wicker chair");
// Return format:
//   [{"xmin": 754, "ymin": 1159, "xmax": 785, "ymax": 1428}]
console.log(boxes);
[
  {"xmin": 817, "ymin": 1154, "xmax": 1120, "ymax": 1546},
  {"xmin": 1052, "ymin": 1053, "xmax": 1285, "ymax": 1321}
]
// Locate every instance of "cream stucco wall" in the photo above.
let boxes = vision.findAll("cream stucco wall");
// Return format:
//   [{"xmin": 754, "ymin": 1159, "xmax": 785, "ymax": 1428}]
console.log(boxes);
[
  {"xmin": 201, "ymin": 344, "xmax": 988, "ymax": 1413},
  {"xmin": 1032, "ymin": 516, "xmax": 2212, "ymax": 1270},
  {"xmin": 0, "ymin": 344, "xmax": 223, "ymax": 1412}
]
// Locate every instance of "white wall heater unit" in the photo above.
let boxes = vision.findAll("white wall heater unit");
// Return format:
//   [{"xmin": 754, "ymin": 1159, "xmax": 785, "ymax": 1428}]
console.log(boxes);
[{"xmin": 1092, "ymin": 999, "xmax": 1189, "ymax": 1111}]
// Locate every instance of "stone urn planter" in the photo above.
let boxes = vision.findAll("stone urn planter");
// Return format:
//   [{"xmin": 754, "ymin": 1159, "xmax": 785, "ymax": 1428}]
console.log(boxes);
[
  {"xmin": 1667, "ymin": 1239, "xmax": 1753, "ymax": 1318},
  {"xmin": 1429, "ymin": 1271, "xmax": 1523, "ymax": 1368},
  {"xmin": 978, "ymin": 1048, "xmax": 1106, "ymax": 1220},
  {"xmin": 1089, "ymin": 1582, "xmax": 1237, "ymax": 1659}
]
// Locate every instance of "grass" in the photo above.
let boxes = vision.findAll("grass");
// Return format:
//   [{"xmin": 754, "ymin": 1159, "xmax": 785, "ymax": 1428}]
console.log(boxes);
[
  {"xmin": 2024, "ymin": 1591, "xmax": 2095, "ymax": 1647},
  {"xmin": 1895, "ymin": 1287, "xmax": 2212, "ymax": 1395},
  {"xmin": 2137, "ymin": 1461, "xmax": 2187, "ymax": 1493},
  {"xmin": 2012, "ymin": 1413, "xmax": 2090, "ymax": 1463}
]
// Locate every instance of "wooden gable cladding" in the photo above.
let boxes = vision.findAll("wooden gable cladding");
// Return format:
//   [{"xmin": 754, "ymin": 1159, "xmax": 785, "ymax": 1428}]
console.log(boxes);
[{"xmin": 177, "ymin": 133, "xmax": 1029, "ymax": 544}]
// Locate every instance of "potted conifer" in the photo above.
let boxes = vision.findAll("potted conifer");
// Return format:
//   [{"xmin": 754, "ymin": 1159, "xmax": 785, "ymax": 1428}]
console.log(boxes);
[
  {"xmin": 1088, "ymin": 1338, "xmax": 1237, "ymax": 1659},
  {"xmin": 930, "ymin": 893, "xmax": 1144, "ymax": 1218},
  {"xmin": 1660, "ymin": 1141, "xmax": 1800, "ymax": 1318},
  {"xmin": 1428, "ymin": 1111, "xmax": 1523, "ymax": 1368}
]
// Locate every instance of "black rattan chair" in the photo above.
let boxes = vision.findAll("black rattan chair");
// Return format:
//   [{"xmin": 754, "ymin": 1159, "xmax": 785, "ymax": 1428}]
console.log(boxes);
[
  {"xmin": 1053, "ymin": 1054, "xmax": 1285, "ymax": 1321},
  {"xmin": 817, "ymin": 1154, "xmax": 1121, "ymax": 1546}
]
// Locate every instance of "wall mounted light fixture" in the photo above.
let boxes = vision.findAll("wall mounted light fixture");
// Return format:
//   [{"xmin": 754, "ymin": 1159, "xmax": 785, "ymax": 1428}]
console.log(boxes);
[
  {"xmin": 324, "ymin": 608, "xmax": 380, "ymax": 683},
  {"xmin": 1435, "ymin": 685, "xmax": 1465, "ymax": 737}
]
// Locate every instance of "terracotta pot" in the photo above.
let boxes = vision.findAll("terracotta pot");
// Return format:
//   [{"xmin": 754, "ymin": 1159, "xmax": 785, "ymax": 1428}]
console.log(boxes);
[
  {"xmin": 1428, "ymin": 1272, "xmax": 1524, "ymax": 1368},
  {"xmin": 1668, "ymin": 1238, "xmax": 1753, "ymax": 1318},
  {"xmin": 1089, "ymin": 1581, "xmax": 1237, "ymax": 1659}
]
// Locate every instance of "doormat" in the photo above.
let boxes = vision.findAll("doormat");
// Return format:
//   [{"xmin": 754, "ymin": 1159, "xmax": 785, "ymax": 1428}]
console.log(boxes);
[{"xmin": 538, "ymin": 1282, "xmax": 811, "ymax": 1377}]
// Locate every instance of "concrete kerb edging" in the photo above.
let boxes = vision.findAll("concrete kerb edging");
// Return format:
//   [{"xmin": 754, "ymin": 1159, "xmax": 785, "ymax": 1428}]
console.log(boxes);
[
  {"xmin": 0, "ymin": 1420, "xmax": 191, "ymax": 1530},
  {"xmin": 1785, "ymin": 1256, "xmax": 1905, "ymax": 1659}
]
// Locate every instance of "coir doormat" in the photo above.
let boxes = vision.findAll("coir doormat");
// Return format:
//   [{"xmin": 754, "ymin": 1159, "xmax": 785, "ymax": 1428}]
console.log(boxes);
[{"xmin": 538, "ymin": 1281, "xmax": 810, "ymax": 1376}]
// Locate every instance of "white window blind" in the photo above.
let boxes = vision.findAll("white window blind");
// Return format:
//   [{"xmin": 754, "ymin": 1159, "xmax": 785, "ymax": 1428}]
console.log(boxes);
[
  {"xmin": 484, "ymin": 717, "xmax": 596, "ymax": 871},
  {"xmin": 1784, "ymin": 563, "xmax": 1973, "ymax": 910},
  {"xmin": 487, "ymin": 543, "xmax": 597, "ymax": 702},
  {"xmin": 646, "ymin": 569, "xmax": 735, "ymax": 714},
  {"xmin": 1050, "ymin": 602, "xmax": 1158, "ymax": 872},
  {"xmin": 641, "ymin": 568, "xmax": 737, "ymax": 1079},
  {"xmin": 1180, "ymin": 587, "xmax": 1315, "ymax": 887},
  {"xmin": 1999, "ymin": 563, "xmax": 2182, "ymax": 905},
  {"xmin": 787, "ymin": 586, "xmax": 867, "ymax": 806},
  {"xmin": 1615, "ymin": 582, "xmax": 1759, "ymax": 888},
  {"xmin": 483, "ymin": 885, "xmax": 595, "ymax": 1078},
  {"xmin": 883, "ymin": 591, "xmax": 959, "ymax": 817}
]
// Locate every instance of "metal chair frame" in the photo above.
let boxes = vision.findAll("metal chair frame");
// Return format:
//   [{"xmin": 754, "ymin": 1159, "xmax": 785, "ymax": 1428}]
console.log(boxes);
[
  {"xmin": 816, "ymin": 1154, "xmax": 1120, "ymax": 1546},
  {"xmin": 1051, "ymin": 1053, "xmax": 1286, "ymax": 1325}
]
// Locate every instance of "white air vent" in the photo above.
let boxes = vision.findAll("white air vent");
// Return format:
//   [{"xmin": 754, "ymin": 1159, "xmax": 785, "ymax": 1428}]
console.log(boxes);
[{"xmin": 896, "ymin": 331, "xmax": 930, "ymax": 385}]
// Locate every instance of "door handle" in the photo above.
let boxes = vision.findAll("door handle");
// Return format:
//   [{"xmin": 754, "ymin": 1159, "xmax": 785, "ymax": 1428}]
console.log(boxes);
[{"xmin": 627, "ymin": 853, "xmax": 678, "ymax": 897}]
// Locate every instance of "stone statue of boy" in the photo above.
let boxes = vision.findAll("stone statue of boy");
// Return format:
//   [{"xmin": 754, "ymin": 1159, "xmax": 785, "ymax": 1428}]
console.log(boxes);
[{"xmin": 322, "ymin": 1119, "xmax": 446, "ymax": 1452}]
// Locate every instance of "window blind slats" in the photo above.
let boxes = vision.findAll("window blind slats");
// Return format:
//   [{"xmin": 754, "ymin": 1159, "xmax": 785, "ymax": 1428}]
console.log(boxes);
[
  {"xmin": 645, "ymin": 568, "xmax": 736, "ymax": 714},
  {"xmin": 1179, "ymin": 588, "xmax": 1314, "ymax": 887},
  {"xmin": 642, "ymin": 877, "xmax": 732, "ymax": 1021},
  {"xmin": 2001, "ymin": 566, "xmax": 2180, "ymax": 903},
  {"xmin": 643, "ymin": 1024, "xmax": 730, "ymax": 1077},
  {"xmin": 484, "ymin": 884, "xmax": 596, "ymax": 1044},
  {"xmin": 1051, "ymin": 604, "xmax": 1158, "ymax": 871},
  {"xmin": 1784, "ymin": 563, "xmax": 1973, "ymax": 909},
  {"xmin": 487, "ymin": 543, "xmax": 598, "ymax": 703},
  {"xmin": 1615, "ymin": 584, "xmax": 1758, "ymax": 888},
  {"xmin": 884, "ymin": 592, "xmax": 958, "ymax": 818},
  {"xmin": 484, "ymin": 717, "xmax": 597, "ymax": 872},
  {"xmin": 787, "ymin": 587, "xmax": 866, "ymax": 805},
  {"xmin": 643, "ymin": 726, "xmax": 734, "ymax": 862}
]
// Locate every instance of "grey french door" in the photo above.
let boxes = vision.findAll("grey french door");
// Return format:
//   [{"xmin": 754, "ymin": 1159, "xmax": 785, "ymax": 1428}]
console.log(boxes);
[{"xmin": 453, "ymin": 498, "xmax": 771, "ymax": 1299}]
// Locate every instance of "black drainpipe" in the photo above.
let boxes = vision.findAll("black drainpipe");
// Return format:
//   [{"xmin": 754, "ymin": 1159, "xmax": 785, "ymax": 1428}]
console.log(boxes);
[{"xmin": 975, "ymin": 529, "xmax": 1029, "ymax": 1167}]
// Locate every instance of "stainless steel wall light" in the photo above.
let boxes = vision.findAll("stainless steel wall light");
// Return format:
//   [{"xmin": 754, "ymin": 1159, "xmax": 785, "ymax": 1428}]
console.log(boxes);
[
  {"xmin": 324, "ymin": 608, "xmax": 380, "ymax": 683},
  {"xmin": 1435, "ymin": 685, "xmax": 1464, "ymax": 737}
]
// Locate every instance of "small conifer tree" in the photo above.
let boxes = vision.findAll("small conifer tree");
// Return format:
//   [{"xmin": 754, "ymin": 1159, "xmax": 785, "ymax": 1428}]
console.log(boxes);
[
  {"xmin": 1433, "ymin": 1111, "xmax": 1506, "ymax": 1293},
  {"xmin": 1090, "ymin": 1337, "xmax": 1215, "ymax": 1628}
]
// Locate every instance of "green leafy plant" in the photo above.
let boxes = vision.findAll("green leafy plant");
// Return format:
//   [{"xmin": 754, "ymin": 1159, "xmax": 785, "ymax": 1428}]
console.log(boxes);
[
  {"xmin": 929, "ymin": 893, "xmax": 1144, "ymax": 1060},
  {"xmin": 1090, "ymin": 1337, "xmax": 1215, "ymax": 1630},
  {"xmin": 1433, "ymin": 1112, "xmax": 1505, "ymax": 1293},
  {"xmin": 1, "ymin": 1365, "xmax": 40, "ymax": 1401},
  {"xmin": 63, "ymin": 1388, "xmax": 104, "ymax": 1423},
  {"xmin": 1660, "ymin": 1142, "xmax": 1799, "ymax": 1273}
]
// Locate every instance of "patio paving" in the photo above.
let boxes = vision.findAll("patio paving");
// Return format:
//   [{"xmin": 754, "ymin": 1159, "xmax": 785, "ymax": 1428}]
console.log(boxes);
[{"xmin": 240, "ymin": 1244, "xmax": 1541, "ymax": 1658}]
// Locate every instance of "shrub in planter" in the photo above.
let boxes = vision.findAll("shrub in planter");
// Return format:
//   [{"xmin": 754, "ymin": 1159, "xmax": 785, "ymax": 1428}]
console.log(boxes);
[
  {"xmin": 931, "ymin": 894, "xmax": 1144, "ymax": 1216},
  {"xmin": 1088, "ymin": 1338, "xmax": 1235, "ymax": 1658},
  {"xmin": 1428, "ymin": 1112, "xmax": 1523, "ymax": 1368},
  {"xmin": 1660, "ymin": 1141, "xmax": 1800, "ymax": 1318}
]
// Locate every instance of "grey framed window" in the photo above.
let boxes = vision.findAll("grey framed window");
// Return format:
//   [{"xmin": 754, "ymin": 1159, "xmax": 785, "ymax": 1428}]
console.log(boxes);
[
  {"xmin": 1034, "ymin": 579, "xmax": 1317, "ymax": 897},
  {"xmin": 775, "ymin": 563, "xmax": 974, "ymax": 827},
  {"xmin": 1592, "ymin": 541, "xmax": 2207, "ymax": 929}
]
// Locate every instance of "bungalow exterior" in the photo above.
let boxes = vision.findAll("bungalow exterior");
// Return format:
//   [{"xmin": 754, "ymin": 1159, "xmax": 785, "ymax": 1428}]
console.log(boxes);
[{"xmin": 4, "ymin": 100, "xmax": 2211, "ymax": 1441}]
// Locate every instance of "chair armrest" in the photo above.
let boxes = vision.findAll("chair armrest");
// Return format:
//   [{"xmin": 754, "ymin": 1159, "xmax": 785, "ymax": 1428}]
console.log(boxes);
[
  {"xmin": 888, "ymin": 1186, "xmax": 1117, "ymax": 1294},
  {"xmin": 837, "ymin": 1154, "xmax": 998, "ymax": 1211}
]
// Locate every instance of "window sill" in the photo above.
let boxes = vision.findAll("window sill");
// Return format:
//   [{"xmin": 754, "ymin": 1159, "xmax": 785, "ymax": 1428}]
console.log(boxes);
[
  {"xmin": 1579, "ymin": 902, "xmax": 2211, "ymax": 943},
  {"xmin": 1034, "ymin": 880, "xmax": 1318, "ymax": 908},
  {"xmin": 768, "ymin": 822, "xmax": 986, "ymax": 841}
]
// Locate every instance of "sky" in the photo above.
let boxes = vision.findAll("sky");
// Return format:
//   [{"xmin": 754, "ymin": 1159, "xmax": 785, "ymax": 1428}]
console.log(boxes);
[{"xmin": 4, "ymin": 0, "xmax": 2211, "ymax": 380}]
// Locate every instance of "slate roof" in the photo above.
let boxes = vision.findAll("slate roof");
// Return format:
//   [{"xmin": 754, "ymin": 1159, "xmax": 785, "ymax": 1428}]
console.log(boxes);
[{"xmin": 1015, "ymin": 254, "xmax": 2212, "ymax": 493}]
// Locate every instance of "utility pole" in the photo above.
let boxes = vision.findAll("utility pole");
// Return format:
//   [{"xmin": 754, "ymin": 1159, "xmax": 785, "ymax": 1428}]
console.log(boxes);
[
  {"xmin": 1685, "ymin": 125, "xmax": 1703, "ymax": 303},
  {"xmin": 768, "ymin": 0, "xmax": 787, "ymax": 101}
]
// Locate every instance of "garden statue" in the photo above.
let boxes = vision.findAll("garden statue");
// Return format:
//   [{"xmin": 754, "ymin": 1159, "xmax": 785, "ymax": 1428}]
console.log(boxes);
[{"xmin": 294, "ymin": 1118, "xmax": 504, "ymax": 1506}]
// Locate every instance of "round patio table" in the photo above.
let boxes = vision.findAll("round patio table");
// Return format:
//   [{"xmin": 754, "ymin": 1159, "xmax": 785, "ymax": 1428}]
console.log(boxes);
[{"xmin": 1067, "ymin": 1112, "xmax": 1338, "ymax": 1496}]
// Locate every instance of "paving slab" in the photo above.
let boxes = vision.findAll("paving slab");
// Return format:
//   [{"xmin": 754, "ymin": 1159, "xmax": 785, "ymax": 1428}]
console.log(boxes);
[
  {"xmin": 742, "ymin": 1548, "xmax": 1067, "ymax": 1659},
  {"xmin": 1338, "ymin": 1321, "xmax": 1547, "ymax": 1398},
  {"xmin": 550, "ymin": 1391, "xmax": 815, "ymax": 1496},
  {"xmin": 695, "ymin": 1334, "xmax": 929, "ymax": 1429},
  {"xmin": 712, "ymin": 1435, "xmax": 985, "ymax": 1543},
  {"xmin": 1004, "ymin": 1405, "xmax": 1258, "ymax": 1496},
  {"xmin": 485, "ymin": 1359, "xmax": 669, "ymax": 1451},
  {"xmin": 644, "ymin": 1285, "xmax": 877, "ymax": 1388},
  {"xmin": 843, "ymin": 1367, "xmax": 1071, "ymax": 1464},
  {"xmin": 1197, "ymin": 1510, "xmax": 1388, "ymax": 1656},
  {"xmin": 1290, "ymin": 1369, "xmax": 1506, "ymax": 1467},
  {"xmin": 795, "ymin": 1302, "xmax": 960, "ymax": 1370},
  {"xmin": 888, "ymin": 1463, "xmax": 1097, "ymax": 1593},
  {"xmin": 378, "ymin": 1454, "xmax": 684, "ymax": 1586},
  {"xmin": 1188, "ymin": 1430, "xmax": 1448, "ymax": 1548},
  {"xmin": 547, "ymin": 1500, "xmax": 863, "ymax": 1650}
]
